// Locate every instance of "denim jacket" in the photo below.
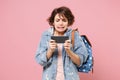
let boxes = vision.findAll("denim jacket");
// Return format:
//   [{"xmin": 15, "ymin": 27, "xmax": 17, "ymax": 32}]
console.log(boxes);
[{"xmin": 35, "ymin": 27, "xmax": 88, "ymax": 80}]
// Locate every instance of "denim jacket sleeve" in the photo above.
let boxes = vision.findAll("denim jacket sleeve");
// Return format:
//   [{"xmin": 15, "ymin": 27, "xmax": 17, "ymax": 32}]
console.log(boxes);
[
  {"xmin": 35, "ymin": 32, "xmax": 52, "ymax": 67},
  {"xmin": 73, "ymin": 31, "xmax": 88, "ymax": 67}
]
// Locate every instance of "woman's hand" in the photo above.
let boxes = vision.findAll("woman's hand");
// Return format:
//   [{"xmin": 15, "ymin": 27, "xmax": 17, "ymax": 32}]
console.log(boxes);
[
  {"xmin": 64, "ymin": 40, "xmax": 71, "ymax": 51},
  {"xmin": 49, "ymin": 40, "xmax": 57, "ymax": 53},
  {"xmin": 46, "ymin": 40, "xmax": 57, "ymax": 60}
]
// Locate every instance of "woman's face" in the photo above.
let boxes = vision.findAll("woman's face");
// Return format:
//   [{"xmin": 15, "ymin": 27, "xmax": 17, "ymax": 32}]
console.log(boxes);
[{"xmin": 53, "ymin": 14, "xmax": 68, "ymax": 33}]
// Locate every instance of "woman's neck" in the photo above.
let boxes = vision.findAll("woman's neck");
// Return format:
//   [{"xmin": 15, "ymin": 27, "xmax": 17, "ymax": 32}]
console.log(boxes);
[{"xmin": 54, "ymin": 31, "xmax": 64, "ymax": 36}]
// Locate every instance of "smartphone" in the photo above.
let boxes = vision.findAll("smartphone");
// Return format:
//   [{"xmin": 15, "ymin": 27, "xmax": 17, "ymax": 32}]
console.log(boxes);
[{"xmin": 51, "ymin": 36, "xmax": 69, "ymax": 43}]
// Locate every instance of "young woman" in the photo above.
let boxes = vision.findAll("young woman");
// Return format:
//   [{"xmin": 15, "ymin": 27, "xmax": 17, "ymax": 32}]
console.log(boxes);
[{"xmin": 35, "ymin": 6, "xmax": 88, "ymax": 80}]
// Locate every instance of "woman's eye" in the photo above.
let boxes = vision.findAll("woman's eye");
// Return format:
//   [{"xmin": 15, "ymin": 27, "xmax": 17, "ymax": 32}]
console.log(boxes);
[
  {"xmin": 62, "ymin": 19, "xmax": 67, "ymax": 22},
  {"xmin": 56, "ymin": 19, "xmax": 60, "ymax": 22}
]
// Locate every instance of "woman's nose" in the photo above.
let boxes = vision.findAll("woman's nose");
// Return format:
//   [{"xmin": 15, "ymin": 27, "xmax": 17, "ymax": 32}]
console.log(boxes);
[{"xmin": 59, "ymin": 20, "xmax": 63, "ymax": 25}]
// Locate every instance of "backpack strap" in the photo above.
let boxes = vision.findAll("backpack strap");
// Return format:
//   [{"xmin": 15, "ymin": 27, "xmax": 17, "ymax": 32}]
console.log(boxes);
[{"xmin": 71, "ymin": 28, "xmax": 78, "ymax": 48}]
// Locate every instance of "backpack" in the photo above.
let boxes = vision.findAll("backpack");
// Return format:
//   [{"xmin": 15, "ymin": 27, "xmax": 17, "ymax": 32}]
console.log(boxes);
[{"xmin": 71, "ymin": 29, "xmax": 94, "ymax": 73}]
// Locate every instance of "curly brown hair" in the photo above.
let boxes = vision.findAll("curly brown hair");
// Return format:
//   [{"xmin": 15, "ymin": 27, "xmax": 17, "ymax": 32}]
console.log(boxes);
[{"xmin": 47, "ymin": 6, "xmax": 75, "ymax": 26}]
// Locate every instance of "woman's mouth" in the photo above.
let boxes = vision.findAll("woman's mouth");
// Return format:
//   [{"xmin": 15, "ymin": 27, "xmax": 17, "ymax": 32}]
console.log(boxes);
[{"xmin": 57, "ymin": 27, "xmax": 64, "ymax": 29}]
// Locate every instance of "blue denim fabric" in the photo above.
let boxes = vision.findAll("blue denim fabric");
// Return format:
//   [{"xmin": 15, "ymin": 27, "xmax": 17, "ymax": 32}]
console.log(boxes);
[{"xmin": 35, "ymin": 27, "xmax": 88, "ymax": 80}]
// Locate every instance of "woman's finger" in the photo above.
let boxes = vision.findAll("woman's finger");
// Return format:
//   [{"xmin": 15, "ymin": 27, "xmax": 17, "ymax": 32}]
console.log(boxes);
[
  {"xmin": 50, "ymin": 40, "xmax": 56, "ymax": 43},
  {"xmin": 65, "ymin": 40, "xmax": 71, "ymax": 43}
]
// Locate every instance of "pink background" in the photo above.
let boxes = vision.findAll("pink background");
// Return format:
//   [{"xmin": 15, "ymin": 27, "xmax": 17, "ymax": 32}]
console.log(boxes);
[{"xmin": 0, "ymin": 0, "xmax": 120, "ymax": 80}]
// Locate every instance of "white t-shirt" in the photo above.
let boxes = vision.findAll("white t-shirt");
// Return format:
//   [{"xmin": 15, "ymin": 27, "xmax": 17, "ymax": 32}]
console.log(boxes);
[{"xmin": 56, "ymin": 44, "xmax": 65, "ymax": 80}]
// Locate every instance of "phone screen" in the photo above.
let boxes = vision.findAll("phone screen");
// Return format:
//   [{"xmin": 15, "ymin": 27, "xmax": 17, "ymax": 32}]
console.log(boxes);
[{"xmin": 51, "ymin": 36, "xmax": 69, "ymax": 43}]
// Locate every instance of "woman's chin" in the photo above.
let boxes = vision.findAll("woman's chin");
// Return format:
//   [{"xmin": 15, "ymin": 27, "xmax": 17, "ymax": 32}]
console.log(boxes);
[
  {"xmin": 57, "ymin": 28, "xmax": 67, "ymax": 31},
  {"xmin": 57, "ymin": 29, "xmax": 66, "ymax": 33}
]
